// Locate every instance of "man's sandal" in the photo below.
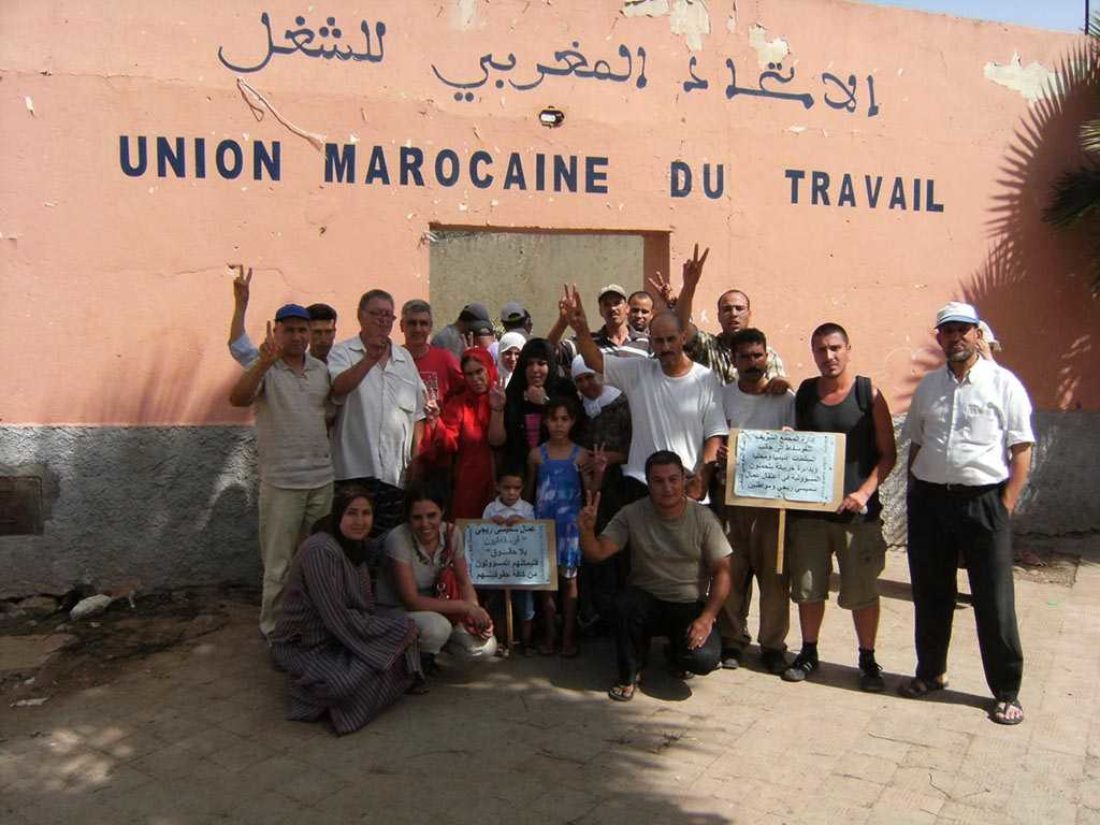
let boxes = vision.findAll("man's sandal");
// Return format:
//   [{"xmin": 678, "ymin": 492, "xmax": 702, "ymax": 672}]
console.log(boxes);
[
  {"xmin": 608, "ymin": 683, "xmax": 636, "ymax": 702},
  {"xmin": 991, "ymin": 699, "xmax": 1024, "ymax": 725},
  {"xmin": 898, "ymin": 676, "xmax": 948, "ymax": 699},
  {"xmin": 608, "ymin": 675, "xmax": 642, "ymax": 702}
]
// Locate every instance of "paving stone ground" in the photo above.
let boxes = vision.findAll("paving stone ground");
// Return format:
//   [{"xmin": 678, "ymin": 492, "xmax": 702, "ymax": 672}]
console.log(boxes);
[{"xmin": 2, "ymin": 543, "xmax": 1099, "ymax": 825}]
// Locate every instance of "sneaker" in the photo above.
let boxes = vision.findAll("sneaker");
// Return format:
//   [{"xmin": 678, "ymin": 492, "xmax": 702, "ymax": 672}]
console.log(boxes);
[
  {"xmin": 859, "ymin": 660, "xmax": 885, "ymax": 692},
  {"xmin": 781, "ymin": 651, "xmax": 818, "ymax": 682},
  {"xmin": 761, "ymin": 649, "xmax": 789, "ymax": 675},
  {"xmin": 720, "ymin": 647, "xmax": 742, "ymax": 670}
]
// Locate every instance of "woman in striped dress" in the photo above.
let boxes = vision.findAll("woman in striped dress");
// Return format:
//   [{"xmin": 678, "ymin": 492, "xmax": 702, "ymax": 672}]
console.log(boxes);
[{"xmin": 271, "ymin": 485, "xmax": 424, "ymax": 735}]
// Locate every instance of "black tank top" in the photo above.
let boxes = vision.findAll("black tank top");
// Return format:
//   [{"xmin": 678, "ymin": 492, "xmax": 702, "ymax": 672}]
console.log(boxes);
[{"xmin": 795, "ymin": 376, "xmax": 881, "ymax": 521}]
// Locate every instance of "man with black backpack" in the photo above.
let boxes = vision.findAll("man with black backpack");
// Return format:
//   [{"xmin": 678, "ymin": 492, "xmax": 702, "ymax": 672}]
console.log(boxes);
[{"xmin": 781, "ymin": 323, "xmax": 897, "ymax": 691}]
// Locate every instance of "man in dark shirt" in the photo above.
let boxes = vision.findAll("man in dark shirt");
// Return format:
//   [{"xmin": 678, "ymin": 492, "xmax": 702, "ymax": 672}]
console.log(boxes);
[{"xmin": 782, "ymin": 323, "xmax": 897, "ymax": 691}]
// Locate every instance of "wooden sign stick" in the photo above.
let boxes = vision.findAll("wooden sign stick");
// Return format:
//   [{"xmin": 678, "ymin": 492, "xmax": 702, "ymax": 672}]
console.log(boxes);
[
  {"xmin": 776, "ymin": 508, "xmax": 787, "ymax": 576},
  {"xmin": 504, "ymin": 587, "xmax": 515, "ymax": 650}
]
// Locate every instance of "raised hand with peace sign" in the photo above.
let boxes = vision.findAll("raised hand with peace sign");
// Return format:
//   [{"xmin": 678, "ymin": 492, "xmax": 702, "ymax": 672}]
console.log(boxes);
[
  {"xmin": 577, "ymin": 490, "xmax": 601, "ymax": 534},
  {"xmin": 258, "ymin": 320, "xmax": 283, "ymax": 366},
  {"xmin": 681, "ymin": 243, "xmax": 710, "ymax": 291}
]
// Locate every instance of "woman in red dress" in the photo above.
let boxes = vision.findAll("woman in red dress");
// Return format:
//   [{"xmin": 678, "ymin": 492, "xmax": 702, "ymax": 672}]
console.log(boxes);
[{"xmin": 424, "ymin": 347, "xmax": 503, "ymax": 518}]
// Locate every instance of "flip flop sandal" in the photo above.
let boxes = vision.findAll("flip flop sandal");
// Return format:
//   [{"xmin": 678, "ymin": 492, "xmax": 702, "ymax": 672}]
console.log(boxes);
[
  {"xmin": 607, "ymin": 682, "xmax": 637, "ymax": 702},
  {"xmin": 991, "ymin": 699, "xmax": 1024, "ymax": 725},
  {"xmin": 897, "ymin": 676, "xmax": 948, "ymax": 699}
]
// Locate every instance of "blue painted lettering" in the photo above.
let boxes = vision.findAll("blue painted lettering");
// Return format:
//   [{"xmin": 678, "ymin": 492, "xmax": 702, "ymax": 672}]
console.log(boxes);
[
  {"xmin": 216, "ymin": 140, "xmax": 243, "ymax": 179},
  {"xmin": 585, "ymin": 157, "xmax": 609, "ymax": 194},
  {"xmin": 119, "ymin": 136, "xmax": 147, "ymax": 177},
  {"xmin": 785, "ymin": 168, "xmax": 804, "ymax": 203},
  {"xmin": 400, "ymin": 147, "xmax": 424, "ymax": 186},
  {"xmin": 470, "ymin": 150, "xmax": 494, "ymax": 188},
  {"xmin": 702, "ymin": 163, "xmax": 724, "ymax": 199},
  {"xmin": 504, "ymin": 153, "xmax": 527, "ymax": 190},
  {"xmin": 671, "ymin": 161, "xmax": 693, "ymax": 198},
  {"xmin": 365, "ymin": 145, "xmax": 390, "ymax": 184},
  {"xmin": 157, "ymin": 137, "xmax": 186, "ymax": 178}
]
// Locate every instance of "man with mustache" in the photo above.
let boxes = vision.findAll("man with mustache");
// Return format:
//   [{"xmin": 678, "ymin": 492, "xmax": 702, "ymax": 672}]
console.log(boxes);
[
  {"xmin": 564, "ymin": 285, "xmax": 725, "ymax": 504},
  {"xmin": 664, "ymin": 245, "xmax": 788, "ymax": 390},
  {"xmin": 901, "ymin": 302, "xmax": 1034, "ymax": 726},
  {"xmin": 715, "ymin": 329, "xmax": 796, "ymax": 675}
]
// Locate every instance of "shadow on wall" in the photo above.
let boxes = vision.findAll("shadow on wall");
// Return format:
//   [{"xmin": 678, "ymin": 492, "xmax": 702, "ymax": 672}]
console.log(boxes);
[
  {"xmin": 882, "ymin": 39, "xmax": 1100, "ymax": 542},
  {"xmin": 2, "ymin": 359, "xmax": 259, "ymax": 597},
  {"xmin": 966, "ymin": 39, "xmax": 1097, "ymax": 410}
]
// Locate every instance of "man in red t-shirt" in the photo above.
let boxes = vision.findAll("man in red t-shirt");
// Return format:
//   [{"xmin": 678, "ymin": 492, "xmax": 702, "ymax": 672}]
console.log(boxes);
[
  {"xmin": 400, "ymin": 299, "xmax": 462, "ymax": 403},
  {"xmin": 401, "ymin": 299, "xmax": 463, "ymax": 488}
]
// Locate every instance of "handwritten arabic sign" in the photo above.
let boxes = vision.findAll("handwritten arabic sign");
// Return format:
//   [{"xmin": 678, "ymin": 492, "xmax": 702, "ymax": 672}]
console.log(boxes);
[
  {"xmin": 724, "ymin": 429, "xmax": 846, "ymax": 512},
  {"xmin": 217, "ymin": 12, "xmax": 385, "ymax": 73},
  {"xmin": 213, "ymin": 12, "xmax": 880, "ymax": 119},
  {"xmin": 458, "ymin": 520, "xmax": 558, "ymax": 590}
]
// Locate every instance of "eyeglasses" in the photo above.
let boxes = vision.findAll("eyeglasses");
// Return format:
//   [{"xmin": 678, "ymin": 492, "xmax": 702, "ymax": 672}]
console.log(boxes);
[{"xmin": 366, "ymin": 310, "xmax": 396, "ymax": 322}]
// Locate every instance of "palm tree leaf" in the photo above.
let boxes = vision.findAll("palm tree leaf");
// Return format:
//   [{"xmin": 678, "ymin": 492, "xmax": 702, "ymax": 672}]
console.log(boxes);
[
  {"xmin": 1045, "ymin": 166, "xmax": 1100, "ymax": 226},
  {"xmin": 1083, "ymin": 119, "xmax": 1100, "ymax": 154}
]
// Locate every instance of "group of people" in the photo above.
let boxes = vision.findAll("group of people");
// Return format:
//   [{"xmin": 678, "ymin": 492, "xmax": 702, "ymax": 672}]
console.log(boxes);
[{"xmin": 226, "ymin": 242, "xmax": 1034, "ymax": 734}]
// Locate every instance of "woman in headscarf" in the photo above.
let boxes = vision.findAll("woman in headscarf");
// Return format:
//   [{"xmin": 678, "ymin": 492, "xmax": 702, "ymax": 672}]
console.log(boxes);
[
  {"xmin": 570, "ymin": 355, "xmax": 633, "ymax": 631},
  {"xmin": 491, "ymin": 337, "xmax": 577, "ymax": 470},
  {"xmin": 496, "ymin": 331, "xmax": 527, "ymax": 387},
  {"xmin": 270, "ymin": 486, "xmax": 423, "ymax": 736},
  {"xmin": 423, "ymin": 347, "xmax": 501, "ymax": 519}
]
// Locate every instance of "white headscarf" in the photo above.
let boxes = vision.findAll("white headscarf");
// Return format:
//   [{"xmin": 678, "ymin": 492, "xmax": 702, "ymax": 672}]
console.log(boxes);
[
  {"xmin": 570, "ymin": 355, "xmax": 622, "ymax": 418},
  {"xmin": 497, "ymin": 331, "xmax": 527, "ymax": 386}
]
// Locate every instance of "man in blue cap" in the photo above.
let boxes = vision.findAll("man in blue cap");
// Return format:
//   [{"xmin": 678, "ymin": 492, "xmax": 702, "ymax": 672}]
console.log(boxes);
[
  {"xmin": 900, "ymin": 301, "xmax": 1034, "ymax": 726},
  {"xmin": 229, "ymin": 304, "xmax": 334, "ymax": 640}
]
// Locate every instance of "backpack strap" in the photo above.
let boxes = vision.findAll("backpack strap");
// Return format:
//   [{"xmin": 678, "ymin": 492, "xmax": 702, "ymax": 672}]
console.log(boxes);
[
  {"xmin": 854, "ymin": 375, "xmax": 873, "ymax": 415},
  {"xmin": 794, "ymin": 378, "xmax": 818, "ymax": 429}
]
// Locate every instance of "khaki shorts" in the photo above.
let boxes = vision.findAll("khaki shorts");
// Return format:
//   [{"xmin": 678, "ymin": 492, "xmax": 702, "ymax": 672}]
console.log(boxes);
[{"xmin": 788, "ymin": 516, "xmax": 886, "ymax": 610}]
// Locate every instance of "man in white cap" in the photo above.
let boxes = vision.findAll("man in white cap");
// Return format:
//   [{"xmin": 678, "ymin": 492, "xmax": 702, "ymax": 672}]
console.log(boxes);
[{"xmin": 901, "ymin": 301, "xmax": 1034, "ymax": 726}]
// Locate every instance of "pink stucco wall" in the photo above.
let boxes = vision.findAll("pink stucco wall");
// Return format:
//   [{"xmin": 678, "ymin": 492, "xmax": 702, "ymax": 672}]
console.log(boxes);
[{"xmin": 1, "ymin": 0, "xmax": 1094, "ymax": 425}]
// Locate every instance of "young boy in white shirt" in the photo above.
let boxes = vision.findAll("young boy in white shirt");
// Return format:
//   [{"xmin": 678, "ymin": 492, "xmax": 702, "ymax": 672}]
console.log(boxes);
[{"xmin": 482, "ymin": 469, "xmax": 537, "ymax": 653}]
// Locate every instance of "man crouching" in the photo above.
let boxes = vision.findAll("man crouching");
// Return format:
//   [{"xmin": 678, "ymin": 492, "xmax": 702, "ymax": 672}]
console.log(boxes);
[{"xmin": 578, "ymin": 451, "xmax": 732, "ymax": 701}]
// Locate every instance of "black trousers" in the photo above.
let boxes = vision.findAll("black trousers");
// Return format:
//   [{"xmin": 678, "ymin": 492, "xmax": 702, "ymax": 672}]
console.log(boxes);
[
  {"xmin": 907, "ymin": 480, "xmax": 1023, "ymax": 701},
  {"xmin": 614, "ymin": 586, "xmax": 721, "ymax": 683}
]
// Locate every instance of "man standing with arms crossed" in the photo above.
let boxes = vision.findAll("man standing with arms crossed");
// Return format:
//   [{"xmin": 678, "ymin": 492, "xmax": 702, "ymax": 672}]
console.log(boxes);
[
  {"xmin": 229, "ymin": 305, "xmax": 334, "ymax": 640},
  {"xmin": 781, "ymin": 323, "xmax": 897, "ymax": 690},
  {"xmin": 901, "ymin": 302, "xmax": 1033, "ymax": 725}
]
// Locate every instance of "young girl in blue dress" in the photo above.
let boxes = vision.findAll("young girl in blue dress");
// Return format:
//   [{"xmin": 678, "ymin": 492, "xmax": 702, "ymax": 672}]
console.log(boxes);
[{"xmin": 526, "ymin": 395, "xmax": 605, "ymax": 656}]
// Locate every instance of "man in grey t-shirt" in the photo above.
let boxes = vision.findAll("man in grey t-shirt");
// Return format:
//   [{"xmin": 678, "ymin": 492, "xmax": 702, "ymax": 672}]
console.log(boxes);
[{"xmin": 579, "ymin": 451, "xmax": 732, "ymax": 702}]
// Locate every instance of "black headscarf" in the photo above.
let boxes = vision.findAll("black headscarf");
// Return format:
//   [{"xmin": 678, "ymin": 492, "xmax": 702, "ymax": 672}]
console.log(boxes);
[
  {"xmin": 503, "ymin": 338, "xmax": 577, "ymax": 466},
  {"xmin": 313, "ymin": 484, "xmax": 374, "ymax": 566}
]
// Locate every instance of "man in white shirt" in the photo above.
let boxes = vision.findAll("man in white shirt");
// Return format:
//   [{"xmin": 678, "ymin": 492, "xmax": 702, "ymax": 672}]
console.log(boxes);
[
  {"xmin": 329, "ymin": 289, "xmax": 426, "ymax": 535},
  {"xmin": 563, "ymin": 285, "xmax": 726, "ymax": 503},
  {"xmin": 716, "ymin": 329, "xmax": 795, "ymax": 675},
  {"xmin": 902, "ymin": 302, "xmax": 1034, "ymax": 726}
]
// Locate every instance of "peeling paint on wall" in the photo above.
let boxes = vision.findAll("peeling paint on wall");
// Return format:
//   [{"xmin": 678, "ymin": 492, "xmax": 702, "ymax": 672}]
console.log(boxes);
[
  {"xmin": 983, "ymin": 53, "xmax": 1057, "ymax": 102},
  {"xmin": 727, "ymin": 3, "xmax": 737, "ymax": 34},
  {"xmin": 623, "ymin": 0, "xmax": 711, "ymax": 52},
  {"xmin": 453, "ymin": 0, "xmax": 478, "ymax": 31},
  {"xmin": 748, "ymin": 23, "xmax": 790, "ymax": 68}
]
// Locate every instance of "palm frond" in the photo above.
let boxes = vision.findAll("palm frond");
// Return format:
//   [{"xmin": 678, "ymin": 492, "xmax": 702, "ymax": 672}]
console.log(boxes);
[
  {"xmin": 1045, "ymin": 166, "xmax": 1100, "ymax": 227},
  {"xmin": 1083, "ymin": 119, "xmax": 1100, "ymax": 154}
]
